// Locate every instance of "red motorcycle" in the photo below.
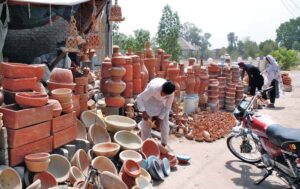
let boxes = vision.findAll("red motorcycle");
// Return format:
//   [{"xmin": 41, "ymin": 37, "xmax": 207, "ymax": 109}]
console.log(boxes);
[{"xmin": 227, "ymin": 87, "xmax": 300, "ymax": 188}]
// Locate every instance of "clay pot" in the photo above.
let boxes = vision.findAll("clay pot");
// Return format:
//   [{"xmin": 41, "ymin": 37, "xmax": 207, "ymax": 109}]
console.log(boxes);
[
  {"xmin": 141, "ymin": 139, "xmax": 160, "ymax": 159},
  {"xmin": 3, "ymin": 77, "xmax": 37, "ymax": 91},
  {"xmin": 139, "ymin": 168, "xmax": 152, "ymax": 183},
  {"xmin": 104, "ymin": 115, "xmax": 136, "ymax": 133},
  {"xmin": 75, "ymin": 77, "xmax": 88, "ymax": 85},
  {"xmin": 114, "ymin": 130, "xmax": 142, "ymax": 151},
  {"xmin": 25, "ymin": 153, "xmax": 50, "ymax": 172},
  {"xmin": 133, "ymin": 79, "xmax": 142, "ymax": 94},
  {"xmin": 101, "ymin": 171, "xmax": 128, "ymax": 189},
  {"xmin": 186, "ymin": 72, "xmax": 196, "ymax": 94},
  {"xmin": 48, "ymin": 99, "xmax": 62, "ymax": 117},
  {"xmin": 112, "ymin": 57, "xmax": 126, "ymax": 67},
  {"xmin": 49, "ymin": 68, "xmax": 73, "ymax": 84},
  {"xmin": 47, "ymin": 154, "xmax": 71, "ymax": 183},
  {"xmin": 120, "ymin": 170, "xmax": 135, "ymax": 189},
  {"xmin": 80, "ymin": 110, "xmax": 106, "ymax": 128},
  {"xmin": 91, "ymin": 156, "xmax": 118, "ymax": 174},
  {"xmin": 148, "ymin": 158, "xmax": 164, "ymax": 181},
  {"xmin": 0, "ymin": 62, "xmax": 45, "ymax": 80},
  {"xmin": 47, "ymin": 80, "xmax": 76, "ymax": 91},
  {"xmin": 26, "ymin": 179, "xmax": 41, "ymax": 189},
  {"xmin": 123, "ymin": 81, "xmax": 133, "ymax": 98},
  {"xmin": 33, "ymin": 171, "xmax": 58, "ymax": 189},
  {"xmin": 167, "ymin": 68, "xmax": 180, "ymax": 81},
  {"xmin": 156, "ymin": 71, "xmax": 165, "ymax": 78},
  {"xmin": 88, "ymin": 124, "xmax": 111, "ymax": 144},
  {"xmin": 101, "ymin": 78, "xmax": 109, "ymax": 94},
  {"xmin": 34, "ymin": 82, "xmax": 47, "ymax": 94},
  {"xmin": 105, "ymin": 79, "xmax": 126, "ymax": 96},
  {"xmin": 179, "ymin": 63, "xmax": 185, "ymax": 75},
  {"xmin": 15, "ymin": 92, "xmax": 48, "ymax": 108},
  {"xmin": 92, "ymin": 142, "xmax": 121, "ymax": 157},
  {"xmin": 132, "ymin": 62, "xmax": 141, "ymax": 79},
  {"xmin": 119, "ymin": 150, "xmax": 143, "ymax": 163},
  {"xmin": 102, "ymin": 62, "xmax": 112, "ymax": 79},
  {"xmin": 71, "ymin": 149, "xmax": 90, "ymax": 176},
  {"xmin": 0, "ymin": 167, "xmax": 22, "ymax": 189},
  {"xmin": 112, "ymin": 45, "xmax": 122, "ymax": 57},
  {"xmin": 124, "ymin": 159, "xmax": 141, "ymax": 178},
  {"xmin": 61, "ymin": 101, "xmax": 74, "ymax": 113},
  {"xmin": 144, "ymin": 58, "xmax": 156, "ymax": 80},
  {"xmin": 25, "ymin": 153, "xmax": 50, "ymax": 162},
  {"xmin": 110, "ymin": 66, "xmax": 126, "ymax": 78},
  {"xmin": 105, "ymin": 96, "xmax": 125, "ymax": 108},
  {"xmin": 140, "ymin": 61, "xmax": 149, "ymax": 90},
  {"xmin": 69, "ymin": 166, "xmax": 85, "ymax": 185},
  {"xmin": 123, "ymin": 63, "xmax": 133, "ymax": 82}
]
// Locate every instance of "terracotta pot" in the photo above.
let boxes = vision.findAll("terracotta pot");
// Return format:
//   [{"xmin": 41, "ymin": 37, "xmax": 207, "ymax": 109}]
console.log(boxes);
[
  {"xmin": 102, "ymin": 62, "xmax": 112, "ymax": 79},
  {"xmin": 25, "ymin": 153, "xmax": 50, "ymax": 162},
  {"xmin": 156, "ymin": 71, "xmax": 165, "ymax": 78},
  {"xmin": 61, "ymin": 101, "xmax": 73, "ymax": 111},
  {"xmin": 143, "ymin": 58, "xmax": 156, "ymax": 80},
  {"xmin": 25, "ymin": 158, "xmax": 50, "ymax": 172},
  {"xmin": 0, "ymin": 62, "xmax": 45, "ymax": 80},
  {"xmin": 133, "ymin": 79, "xmax": 142, "ymax": 95},
  {"xmin": 119, "ymin": 150, "xmax": 143, "ymax": 164},
  {"xmin": 0, "ymin": 167, "xmax": 22, "ymax": 189},
  {"xmin": 114, "ymin": 130, "xmax": 142, "ymax": 151},
  {"xmin": 105, "ymin": 96, "xmax": 125, "ymax": 107},
  {"xmin": 226, "ymin": 92, "xmax": 236, "ymax": 98},
  {"xmin": 49, "ymin": 68, "xmax": 74, "ymax": 84},
  {"xmin": 110, "ymin": 66, "xmax": 126, "ymax": 78},
  {"xmin": 112, "ymin": 56, "xmax": 126, "ymax": 67},
  {"xmin": 101, "ymin": 171, "xmax": 128, "ymax": 189},
  {"xmin": 179, "ymin": 63, "xmax": 185, "ymax": 75},
  {"xmin": 3, "ymin": 77, "xmax": 37, "ymax": 91},
  {"xmin": 123, "ymin": 81, "xmax": 133, "ymax": 98},
  {"xmin": 47, "ymin": 80, "xmax": 76, "ymax": 91},
  {"xmin": 33, "ymin": 82, "xmax": 47, "ymax": 94},
  {"xmin": 167, "ymin": 68, "xmax": 180, "ymax": 81},
  {"xmin": 188, "ymin": 58, "xmax": 196, "ymax": 66},
  {"xmin": 112, "ymin": 45, "xmax": 122, "ymax": 57},
  {"xmin": 71, "ymin": 149, "xmax": 90, "ymax": 176},
  {"xmin": 132, "ymin": 62, "xmax": 141, "ymax": 79},
  {"xmin": 75, "ymin": 77, "xmax": 88, "ymax": 85},
  {"xmin": 105, "ymin": 79, "xmax": 126, "ymax": 96},
  {"xmin": 80, "ymin": 110, "xmax": 106, "ymax": 128},
  {"xmin": 91, "ymin": 156, "xmax": 118, "ymax": 174},
  {"xmin": 120, "ymin": 171, "xmax": 135, "ymax": 189},
  {"xmin": 48, "ymin": 99, "xmax": 62, "ymax": 117},
  {"xmin": 69, "ymin": 166, "xmax": 85, "ymax": 185},
  {"xmin": 92, "ymin": 142, "xmax": 120, "ymax": 157},
  {"xmin": 16, "ymin": 92, "xmax": 48, "ymax": 108},
  {"xmin": 104, "ymin": 115, "xmax": 136, "ymax": 133},
  {"xmin": 124, "ymin": 159, "xmax": 141, "ymax": 178},
  {"xmin": 123, "ymin": 64, "xmax": 133, "ymax": 82},
  {"xmin": 185, "ymin": 72, "xmax": 196, "ymax": 94},
  {"xmin": 141, "ymin": 139, "xmax": 160, "ymax": 159},
  {"xmin": 88, "ymin": 124, "xmax": 111, "ymax": 144},
  {"xmin": 101, "ymin": 78, "xmax": 109, "ymax": 94},
  {"xmin": 51, "ymin": 88, "xmax": 72, "ymax": 102},
  {"xmin": 140, "ymin": 61, "xmax": 149, "ymax": 90},
  {"xmin": 33, "ymin": 171, "xmax": 58, "ymax": 189}
]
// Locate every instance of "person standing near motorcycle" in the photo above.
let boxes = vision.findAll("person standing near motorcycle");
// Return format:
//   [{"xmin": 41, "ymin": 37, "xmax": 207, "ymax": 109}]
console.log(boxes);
[{"xmin": 262, "ymin": 55, "xmax": 283, "ymax": 108}]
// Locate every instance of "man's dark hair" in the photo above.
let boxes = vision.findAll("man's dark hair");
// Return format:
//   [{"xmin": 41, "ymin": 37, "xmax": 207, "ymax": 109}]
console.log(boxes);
[
  {"xmin": 162, "ymin": 81, "xmax": 175, "ymax": 95},
  {"xmin": 238, "ymin": 62, "xmax": 245, "ymax": 68}
]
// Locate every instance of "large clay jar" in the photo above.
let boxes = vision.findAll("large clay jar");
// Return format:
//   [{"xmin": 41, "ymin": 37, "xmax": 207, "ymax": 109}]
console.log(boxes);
[
  {"xmin": 123, "ymin": 82, "xmax": 133, "ymax": 98},
  {"xmin": 106, "ymin": 67, "xmax": 126, "ymax": 96},
  {"xmin": 101, "ymin": 57, "xmax": 112, "ymax": 79},
  {"xmin": 133, "ymin": 79, "xmax": 142, "ymax": 95},
  {"xmin": 144, "ymin": 42, "xmax": 153, "ymax": 58},
  {"xmin": 167, "ymin": 68, "xmax": 179, "ymax": 82},
  {"xmin": 143, "ymin": 58, "xmax": 156, "ymax": 80},
  {"xmin": 123, "ymin": 57, "xmax": 133, "ymax": 82},
  {"xmin": 185, "ymin": 68, "xmax": 196, "ymax": 94},
  {"xmin": 131, "ymin": 55, "xmax": 141, "ymax": 79},
  {"xmin": 140, "ymin": 59, "xmax": 149, "ymax": 90}
]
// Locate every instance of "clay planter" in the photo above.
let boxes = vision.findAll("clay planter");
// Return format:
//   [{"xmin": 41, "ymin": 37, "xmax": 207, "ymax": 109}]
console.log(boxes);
[
  {"xmin": 47, "ymin": 154, "xmax": 71, "ymax": 183},
  {"xmin": 132, "ymin": 62, "xmax": 141, "ymax": 79},
  {"xmin": 49, "ymin": 68, "xmax": 73, "ymax": 84},
  {"xmin": 51, "ymin": 88, "xmax": 72, "ymax": 102},
  {"xmin": 0, "ymin": 167, "xmax": 22, "ymax": 189},
  {"xmin": 15, "ymin": 92, "xmax": 48, "ymax": 108},
  {"xmin": 105, "ymin": 96, "xmax": 125, "ymax": 108},
  {"xmin": 119, "ymin": 150, "xmax": 143, "ymax": 163},
  {"xmin": 69, "ymin": 166, "xmax": 85, "ymax": 185},
  {"xmin": 47, "ymin": 80, "xmax": 76, "ymax": 91},
  {"xmin": 71, "ymin": 149, "xmax": 90, "ymax": 176},
  {"xmin": 80, "ymin": 110, "xmax": 106, "ymax": 128},
  {"xmin": 3, "ymin": 77, "xmax": 37, "ymax": 92},
  {"xmin": 25, "ymin": 158, "xmax": 50, "ymax": 172},
  {"xmin": 124, "ymin": 159, "xmax": 141, "ymax": 178},
  {"xmin": 112, "ymin": 56, "xmax": 126, "ymax": 67},
  {"xmin": 25, "ymin": 153, "xmax": 50, "ymax": 162},
  {"xmin": 104, "ymin": 115, "xmax": 136, "ymax": 133},
  {"xmin": 123, "ymin": 81, "xmax": 133, "ymax": 98},
  {"xmin": 0, "ymin": 62, "xmax": 45, "ymax": 80},
  {"xmin": 91, "ymin": 156, "xmax": 118, "ymax": 174},
  {"xmin": 133, "ymin": 79, "xmax": 142, "ymax": 94},
  {"xmin": 101, "ymin": 171, "xmax": 128, "ymax": 189},
  {"xmin": 141, "ymin": 139, "xmax": 160, "ymax": 159},
  {"xmin": 92, "ymin": 142, "xmax": 121, "ymax": 157},
  {"xmin": 33, "ymin": 171, "xmax": 58, "ymax": 189},
  {"xmin": 123, "ymin": 63, "xmax": 133, "ymax": 82},
  {"xmin": 88, "ymin": 124, "xmax": 111, "ymax": 144},
  {"xmin": 105, "ymin": 79, "xmax": 126, "ymax": 96}
]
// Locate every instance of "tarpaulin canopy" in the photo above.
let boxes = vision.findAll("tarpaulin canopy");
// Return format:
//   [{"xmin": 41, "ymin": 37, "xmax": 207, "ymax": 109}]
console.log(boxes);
[{"xmin": 10, "ymin": 0, "xmax": 90, "ymax": 6}]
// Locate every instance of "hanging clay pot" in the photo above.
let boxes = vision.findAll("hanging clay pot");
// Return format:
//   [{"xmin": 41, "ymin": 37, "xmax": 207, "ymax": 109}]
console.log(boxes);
[{"xmin": 109, "ymin": 0, "xmax": 125, "ymax": 22}]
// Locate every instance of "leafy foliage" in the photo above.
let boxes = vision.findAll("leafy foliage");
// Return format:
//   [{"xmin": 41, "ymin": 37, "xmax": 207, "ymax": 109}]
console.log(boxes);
[
  {"xmin": 227, "ymin": 32, "xmax": 238, "ymax": 54},
  {"xmin": 276, "ymin": 17, "xmax": 300, "ymax": 49},
  {"xmin": 259, "ymin": 39, "xmax": 278, "ymax": 56},
  {"xmin": 271, "ymin": 48, "xmax": 298, "ymax": 70}
]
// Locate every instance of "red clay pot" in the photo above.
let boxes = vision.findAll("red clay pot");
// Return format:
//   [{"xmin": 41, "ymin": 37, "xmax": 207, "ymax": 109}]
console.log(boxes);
[
  {"xmin": 0, "ymin": 91, "xmax": 3, "ymax": 106},
  {"xmin": 75, "ymin": 77, "xmax": 88, "ymax": 85},
  {"xmin": 140, "ymin": 61, "xmax": 149, "ymax": 90},
  {"xmin": 33, "ymin": 171, "xmax": 58, "ymax": 189},
  {"xmin": 105, "ymin": 79, "xmax": 126, "ymax": 96},
  {"xmin": 123, "ymin": 82, "xmax": 133, "ymax": 98},
  {"xmin": 123, "ymin": 64, "xmax": 133, "ymax": 82},
  {"xmin": 3, "ymin": 77, "xmax": 37, "ymax": 92},
  {"xmin": 194, "ymin": 76, "xmax": 200, "ymax": 94},
  {"xmin": 141, "ymin": 139, "xmax": 160, "ymax": 159},
  {"xmin": 112, "ymin": 45, "xmax": 122, "ymax": 57},
  {"xmin": 105, "ymin": 96, "xmax": 125, "ymax": 108},
  {"xmin": 0, "ymin": 62, "xmax": 45, "ymax": 80},
  {"xmin": 102, "ymin": 62, "xmax": 112, "ymax": 79},
  {"xmin": 48, "ymin": 99, "xmax": 62, "ymax": 117},
  {"xmin": 132, "ymin": 62, "xmax": 141, "ymax": 79},
  {"xmin": 179, "ymin": 63, "xmax": 185, "ymax": 76},
  {"xmin": 123, "ymin": 159, "xmax": 141, "ymax": 178},
  {"xmin": 167, "ymin": 68, "xmax": 180, "ymax": 81},
  {"xmin": 110, "ymin": 67, "xmax": 126, "ymax": 78},
  {"xmin": 101, "ymin": 78, "xmax": 109, "ymax": 94},
  {"xmin": 112, "ymin": 57, "xmax": 126, "ymax": 67},
  {"xmin": 185, "ymin": 73, "xmax": 196, "ymax": 94},
  {"xmin": 15, "ymin": 92, "xmax": 48, "ymax": 108},
  {"xmin": 144, "ymin": 58, "xmax": 156, "ymax": 80},
  {"xmin": 47, "ymin": 81, "xmax": 76, "ymax": 91},
  {"xmin": 49, "ymin": 68, "xmax": 73, "ymax": 84},
  {"xmin": 133, "ymin": 79, "xmax": 142, "ymax": 95},
  {"xmin": 120, "ymin": 171, "xmax": 135, "ymax": 189}
]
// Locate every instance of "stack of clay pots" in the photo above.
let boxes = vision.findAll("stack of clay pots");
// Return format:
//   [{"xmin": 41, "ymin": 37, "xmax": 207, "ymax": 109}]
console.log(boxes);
[
  {"xmin": 225, "ymin": 83, "xmax": 236, "ymax": 111},
  {"xmin": 198, "ymin": 67, "xmax": 209, "ymax": 107},
  {"xmin": 143, "ymin": 42, "xmax": 156, "ymax": 80},
  {"xmin": 74, "ymin": 76, "xmax": 89, "ymax": 114},
  {"xmin": 222, "ymin": 67, "xmax": 232, "ymax": 85},
  {"xmin": 1, "ymin": 62, "xmax": 46, "ymax": 104},
  {"xmin": 131, "ymin": 55, "xmax": 142, "ymax": 96},
  {"xmin": 185, "ymin": 67, "xmax": 196, "ymax": 95},
  {"xmin": 122, "ymin": 57, "xmax": 134, "ymax": 99},
  {"xmin": 207, "ymin": 79, "xmax": 219, "ymax": 112},
  {"xmin": 167, "ymin": 67, "xmax": 180, "ymax": 97},
  {"xmin": 101, "ymin": 57, "xmax": 112, "ymax": 96},
  {"xmin": 51, "ymin": 88, "xmax": 73, "ymax": 113},
  {"xmin": 231, "ymin": 66, "xmax": 240, "ymax": 84},
  {"xmin": 281, "ymin": 73, "xmax": 292, "ymax": 92},
  {"xmin": 217, "ymin": 77, "xmax": 226, "ymax": 109},
  {"xmin": 235, "ymin": 83, "xmax": 244, "ymax": 105},
  {"xmin": 208, "ymin": 63, "xmax": 221, "ymax": 79}
]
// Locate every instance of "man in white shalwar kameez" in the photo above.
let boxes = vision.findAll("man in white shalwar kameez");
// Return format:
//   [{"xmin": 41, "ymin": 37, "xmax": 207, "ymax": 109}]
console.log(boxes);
[{"xmin": 136, "ymin": 78, "xmax": 175, "ymax": 146}]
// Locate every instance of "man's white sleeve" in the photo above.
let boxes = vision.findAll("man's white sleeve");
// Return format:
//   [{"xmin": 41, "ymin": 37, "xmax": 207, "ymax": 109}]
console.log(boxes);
[
  {"xmin": 158, "ymin": 94, "xmax": 174, "ymax": 120},
  {"xmin": 136, "ymin": 85, "xmax": 154, "ymax": 112}
]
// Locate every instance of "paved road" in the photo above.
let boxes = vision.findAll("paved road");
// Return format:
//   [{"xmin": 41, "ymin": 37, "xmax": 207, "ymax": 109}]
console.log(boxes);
[{"xmin": 154, "ymin": 70, "xmax": 300, "ymax": 189}]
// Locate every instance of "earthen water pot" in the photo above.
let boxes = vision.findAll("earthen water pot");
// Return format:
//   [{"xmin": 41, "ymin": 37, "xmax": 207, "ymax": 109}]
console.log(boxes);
[
  {"xmin": 33, "ymin": 171, "xmax": 58, "ymax": 189},
  {"xmin": 47, "ymin": 154, "xmax": 71, "ymax": 183},
  {"xmin": 0, "ymin": 62, "xmax": 45, "ymax": 80},
  {"xmin": 105, "ymin": 79, "xmax": 126, "ymax": 96},
  {"xmin": 48, "ymin": 99, "xmax": 62, "ymax": 117},
  {"xmin": 143, "ymin": 58, "xmax": 156, "ymax": 80},
  {"xmin": 185, "ymin": 70, "xmax": 196, "ymax": 94},
  {"xmin": 49, "ymin": 68, "xmax": 74, "ymax": 84},
  {"xmin": 124, "ymin": 159, "xmax": 141, "ymax": 178},
  {"xmin": 112, "ymin": 56, "xmax": 126, "ymax": 67},
  {"xmin": 71, "ymin": 149, "xmax": 90, "ymax": 176},
  {"xmin": 3, "ymin": 77, "xmax": 37, "ymax": 92},
  {"xmin": 80, "ymin": 110, "xmax": 106, "ymax": 128},
  {"xmin": 91, "ymin": 156, "xmax": 118, "ymax": 175},
  {"xmin": 119, "ymin": 150, "xmax": 143, "ymax": 164},
  {"xmin": 123, "ymin": 81, "xmax": 133, "ymax": 98},
  {"xmin": 110, "ymin": 66, "xmax": 126, "ymax": 78},
  {"xmin": 112, "ymin": 45, "xmax": 123, "ymax": 57},
  {"xmin": 88, "ymin": 123, "xmax": 111, "ymax": 144},
  {"xmin": 0, "ymin": 167, "xmax": 22, "ymax": 189},
  {"xmin": 16, "ymin": 92, "xmax": 48, "ymax": 108},
  {"xmin": 141, "ymin": 139, "xmax": 160, "ymax": 159},
  {"xmin": 69, "ymin": 166, "xmax": 85, "ymax": 185},
  {"xmin": 105, "ymin": 96, "xmax": 125, "ymax": 108},
  {"xmin": 92, "ymin": 142, "xmax": 121, "ymax": 157},
  {"xmin": 123, "ymin": 58, "xmax": 133, "ymax": 82},
  {"xmin": 100, "ymin": 171, "xmax": 128, "ymax": 189},
  {"xmin": 132, "ymin": 62, "xmax": 141, "ymax": 79},
  {"xmin": 104, "ymin": 115, "xmax": 136, "ymax": 133},
  {"xmin": 114, "ymin": 130, "xmax": 142, "ymax": 151}
]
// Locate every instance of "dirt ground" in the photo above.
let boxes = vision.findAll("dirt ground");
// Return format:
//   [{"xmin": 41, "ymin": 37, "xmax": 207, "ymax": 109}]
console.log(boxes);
[{"xmin": 154, "ymin": 70, "xmax": 300, "ymax": 189}]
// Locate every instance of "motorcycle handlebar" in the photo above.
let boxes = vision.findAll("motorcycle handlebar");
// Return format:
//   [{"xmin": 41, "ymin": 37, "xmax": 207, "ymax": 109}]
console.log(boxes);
[{"xmin": 259, "ymin": 87, "xmax": 273, "ymax": 94}]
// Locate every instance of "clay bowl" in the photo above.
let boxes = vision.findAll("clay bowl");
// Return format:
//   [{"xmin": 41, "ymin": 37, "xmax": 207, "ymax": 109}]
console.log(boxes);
[
  {"xmin": 47, "ymin": 80, "xmax": 76, "ymax": 91},
  {"xmin": 25, "ymin": 153, "xmax": 50, "ymax": 162},
  {"xmin": 139, "ymin": 168, "xmax": 152, "ymax": 183},
  {"xmin": 33, "ymin": 171, "xmax": 58, "ymax": 189},
  {"xmin": 26, "ymin": 179, "xmax": 41, "ymax": 189},
  {"xmin": 15, "ymin": 92, "xmax": 48, "ymax": 108},
  {"xmin": 148, "ymin": 158, "xmax": 164, "ymax": 181},
  {"xmin": 49, "ymin": 68, "xmax": 73, "ymax": 84},
  {"xmin": 51, "ymin": 88, "xmax": 72, "ymax": 103},
  {"xmin": 101, "ymin": 171, "xmax": 128, "ymax": 189},
  {"xmin": 76, "ymin": 119, "xmax": 87, "ymax": 140},
  {"xmin": 123, "ymin": 159, "xmax": 141, "ymax": 178},
  {"xmin": 48, "ymin": 99, "xmax": 62, "ymax": 117},
  {"xmin": 141, "ymin": 139, "xmax": 160, "ymax": 159},
  {"xmin": 161, "ymin": 157, "xmax": 171, "ymax": 176},
  {"xmin": 88, "ymin": 124, "xmax": 111, "ymax": 144},
  {"xmin": 176, "ymin": 154, "xmax": 191, "ymax": 164},
  {"xmin": 92, "ymin": 142, "xmax": 120, "ymax": 157},
  {"xmin": 114, "ymin": 130, "xmax": 143, "ymax": 151},
  {"xmin": 104, "ymin": 115, "xmax": 136, "ymax": 133},
  {"xmin": 91, "ymin": 156, "xmax": 118, "ymax": 175},
  {"xmin": 71, "ymin": 149, "xmax": 90, "ymax": 176},
  {"xmin": 119, "ymin": 171, "xmax": 135, "ymax": 189},
  {"xmin": 0, "ymin": 167, "xmax": 22, "ymax": 189},
  {"xmin": 2, "ymin": 77, "xmax": 37, "ymax": 92},
  {"xmin": 119, "ymin": 150, "xmax": 143, "ymax": 164},
  {"xmin": 0, "ymin": 62, "xmax": 45, "ymax": 80},
  {"xmin": 47, "ymin": 154, "xmax": 71, "ymax": 183},
  {"xmin": 69, "ymin": 166, "xmax": 85, "ymax": 185},
  {"xmin": 80, "ymin": 110, "xmax": 106, "ymax": 128},
  {"xmin": 105, "ymin": 96, "xmax": 125, "ymax": 108},
  {"xmin": 25, "ymin": 159, "xmax": 50, "ymax": 173},
  {"xmin": 135, "ymin": 176, "xmax": 152, "ymax": 189}
]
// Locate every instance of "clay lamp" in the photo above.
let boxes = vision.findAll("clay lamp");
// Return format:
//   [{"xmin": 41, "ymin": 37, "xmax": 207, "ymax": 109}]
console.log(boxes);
[
  {"xmin": 91, "ymin": 156, "xmax": 118, "ymax": 175},
  {"xmin": 124, "ymin": 159, "xmax": 141, "ymax": 178}
]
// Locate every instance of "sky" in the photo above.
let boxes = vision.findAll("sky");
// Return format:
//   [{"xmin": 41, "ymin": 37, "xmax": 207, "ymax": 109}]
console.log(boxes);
[{"xmin": 117, "ymin": 0, "xmax": 299, "ymax": 49}]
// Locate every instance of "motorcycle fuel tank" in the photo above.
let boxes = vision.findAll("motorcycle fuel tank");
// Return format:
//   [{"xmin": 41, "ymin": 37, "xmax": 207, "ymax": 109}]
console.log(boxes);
[{"xmin": 252, "ymin": 114, "xmax": 275, "ymax": 138}]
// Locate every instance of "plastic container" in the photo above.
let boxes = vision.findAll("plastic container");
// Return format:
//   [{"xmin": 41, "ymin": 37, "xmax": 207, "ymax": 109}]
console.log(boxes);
[{"xmin": 183, "ymin": 94, "xmax": 199, "ymax": 114}]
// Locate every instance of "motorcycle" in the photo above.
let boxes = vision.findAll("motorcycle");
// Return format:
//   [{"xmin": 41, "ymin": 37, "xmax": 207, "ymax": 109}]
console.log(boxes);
[{"xmin": 227, "ymin": 87, "xmax": 300, "ymax": 188}]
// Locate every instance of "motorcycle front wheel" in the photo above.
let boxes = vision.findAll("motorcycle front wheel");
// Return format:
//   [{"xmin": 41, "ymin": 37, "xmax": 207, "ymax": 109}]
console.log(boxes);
[{"xmin": 227, "ymin": 134, "xmax": 261, "ymax": 164}]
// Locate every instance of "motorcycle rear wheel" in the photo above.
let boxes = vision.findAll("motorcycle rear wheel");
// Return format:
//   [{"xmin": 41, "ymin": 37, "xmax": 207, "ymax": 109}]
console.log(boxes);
[{"xmin": 227, "ymin": 134, "xmax": 261, "ymax": 164}]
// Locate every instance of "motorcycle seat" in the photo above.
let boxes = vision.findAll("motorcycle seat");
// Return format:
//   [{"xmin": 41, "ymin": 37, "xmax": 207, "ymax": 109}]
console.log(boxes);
[{"xmin": 266, "ymin": 124, "xmax": 300, "ymax": 147}]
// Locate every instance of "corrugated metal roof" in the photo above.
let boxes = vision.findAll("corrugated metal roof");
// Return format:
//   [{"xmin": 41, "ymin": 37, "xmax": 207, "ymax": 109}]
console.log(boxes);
[{"xmin": 10, "ymin": 0, "xmax": 90, "ymax": 5}]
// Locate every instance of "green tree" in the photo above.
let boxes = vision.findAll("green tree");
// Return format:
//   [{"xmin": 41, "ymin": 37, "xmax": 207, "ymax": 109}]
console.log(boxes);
[
  {"xmin": 133, "ymin": 29, "xmax": 150, "ymax": 51},
  {"xmin": 259, "ymin": 39, "xmax": 278, "ymax": 56},
  {"xmin": 227, "ymin": 32, "xmax": 238, "ymax": 54},
  {"xmin": 276, "ymin": 17, "xmax": 300, "ymax": 49},
  {"xmin": 244, "ymin": 38, "xmax": 259, "ymax": 58},
  {"xmin": 271, "ymin": 48, "xmax": 298, "ymax": 70},
  {"xmin": 237, "ymin": 40, "xmax": 246, "ymax": 58},
  {"xmin": 157, "ymin": 5, "xmax": 181, "ymax": 62},
  {"xmin": 181, "ymin": 22, "xmax": 202, "ymax": 46},
  {"xmin": 199, "ymin": 33, "xmax": 211, "ymax": 59},
  {"xmin": 292, "ymin": 41, "xmax": 300, "ymax": 51}
]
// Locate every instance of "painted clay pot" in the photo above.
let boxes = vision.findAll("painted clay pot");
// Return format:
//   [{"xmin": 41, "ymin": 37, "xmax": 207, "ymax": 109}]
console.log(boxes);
[
  {"xmin": 141, "ymin": 139, "xmax": 160, "ymax": 159},
  {"xmin": 101, "ymin": 171, "xmax": 128, "ymax": 189},
  {"xmin": 133, "ymin": 79, "xmax": 142, "ymax": 95},
  {"xmin": 71, "ymin": 149, "xmax": 90, "ymax": 176},
  {"xmin": 91, "ymin": 156, "xmax": 118, "ymax": 174},
  {"xmin": 119, "ymin": 150, "xmax": 143, "ymax": 164},
  {"xmin": 0, "ymin": 167, "xmax": 22, "ymax": 189},
  {"xmin": 3, "ymin": 77, "xmax": 37, "ymax": 91},
  {"xmin": 143, "ymin": 58, "xmax": 156, "ymax": 80},
  {"xmin": 92, "ymin": 142, "xmax": 121, "ymax": 157},
  {"xmin": 105, "ymin": 96, "xmax": 125, "ymax": 108},
  {"xmin": 88, "ymin": 124, "xmax": 111, "ymax": 144},
  {"xmin": 49, "ymin": 68, "xmax": 73, "ymax": 84},
  {"xmin": 123, "ymin": 81, "xmax": 133, "ymax": 98},
  {"xmin": 33, "ymin": 171, "xmax": 58, "ymax": 189},
  {"xmin": 48, "ymin": 99, "xmax": 62, "ymax": 117},
  {"xmin": 0, "ymin": 62, "xmax": 45, "ymax": 80},
  {"xmin": 69, "ymin": 166, "xmax": 85, "ymax": 185},
  {"xmin": 16, "ymin": 92, "xmax": 48, "ymax": 108}
]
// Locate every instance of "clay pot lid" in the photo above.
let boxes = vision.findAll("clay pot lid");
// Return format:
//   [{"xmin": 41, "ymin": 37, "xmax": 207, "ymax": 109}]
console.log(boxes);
[
  {"xmin": 104, "ymin": 115, "xmax": 136, "ymax": 133},
  {"xmin": 119, "ymin": 150, "xmax": 143, "ymax": 163},
  {"xmin": 124, "ymin": 159, "xmax": 141, "ymax": 178},
  {"xmin": 92, "ymin": 142, "xmax": 120, "ymax": 158},
  {"xmin": 100, "ymin": 171, "xmax": 128, "ymax": 189},
  {"xmin": 47, "ymin": 154, "xmax": 71, "ymax": 183},
  {"xmin": 135, "ymin": 175, "xmax": 152, "ymax": 188},
  {"xmin": 71, "ymin": 149, "xmax": 90, "ymax": 176},
  {"xmin": 91, "ymin": 156, "xmax": 118, "ymax": 175},
  {"xmin": 0, "ymin": 167, "xmax": 22, "ymax": 189},
  {"xmin": 33, "ymin": 171, "xmax": 58, "ymax": 189},
  {"xmin": 114, "ymin": 131, "xmax": 142, "ymax": 151},
  {"xmin": 141, "ymin": 139, "xmax": 160, "ymax": 159},
  {"xmin": 88, "ymin": 123, "xmax": 111, "ymax": 144},
  {"xmin": 80, "ymin": 110, "xmax": 106, "ymax": 128},
  {"xmin": 76, "ymin": 119, "xmax": 87, "ymax": 140},
  {"xmin": 25, "ymin": 153, "xmax": 50, "ymax": 162}
]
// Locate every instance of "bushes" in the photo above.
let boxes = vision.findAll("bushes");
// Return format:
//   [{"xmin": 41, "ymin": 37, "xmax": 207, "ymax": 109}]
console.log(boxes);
[{"xmin": 271, "ymin": 48, "xmax": 298, "ymax": 70}]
